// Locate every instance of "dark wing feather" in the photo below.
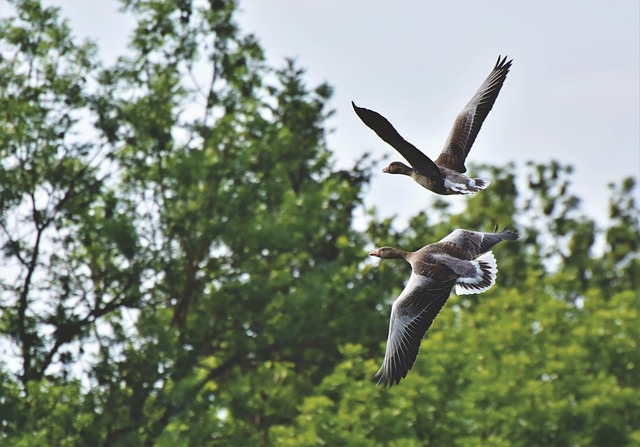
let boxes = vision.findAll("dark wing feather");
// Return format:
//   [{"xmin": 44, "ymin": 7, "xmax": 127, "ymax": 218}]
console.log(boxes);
[
  {"xmin": 437, "ymin": 227, "xmax": 519, "ymax": 259},
  {"xmin": 372, "ymin": 274, "xmax": 454, "ymax": 387},
  {"xmin": 352, "ymin": 101, "xmax": 442, "ymax": 179},
  {"xmin": 435, "ymin": 56, "xmax": 513, "ymax": 173}
]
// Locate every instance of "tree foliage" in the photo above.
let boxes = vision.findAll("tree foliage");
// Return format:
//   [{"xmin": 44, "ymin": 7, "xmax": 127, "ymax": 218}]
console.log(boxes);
[{"xmin": 0, "ymin": 1, "xmax": 638, "ymax": 446}]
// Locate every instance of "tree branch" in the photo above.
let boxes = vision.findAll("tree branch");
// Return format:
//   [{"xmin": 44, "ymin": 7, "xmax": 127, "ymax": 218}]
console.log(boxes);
[
  {"xmin": 17, "ymin": 223, "xmax": 43, "ymax": 388},
  {"xmin": 34, "ymin": 270, "xmax": 141, "ymax": 380}
]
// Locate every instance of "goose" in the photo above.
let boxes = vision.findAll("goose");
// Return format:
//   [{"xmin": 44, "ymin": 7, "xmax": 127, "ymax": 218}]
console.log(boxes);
[
  {"xmin": 369, "ymin": 227, "xmax": 518, "ymax": 387},
  {"xmin": 353, "ymin": 55, "xmax": 512, "ymax": 195}
]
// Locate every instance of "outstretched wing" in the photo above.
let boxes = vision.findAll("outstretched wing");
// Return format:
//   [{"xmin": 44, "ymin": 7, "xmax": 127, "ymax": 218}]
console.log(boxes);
[
  {"xmin": 372, "ymin": 273, "xmax": 454, "ymax": 387},
  {"xmin": 435, "ymin": 56, "xmax": 513, "ymax": 173},
  {"xmin": 437, "ymin": 227, "xmax": 519, "ymax": 259},
  {"xmin": 352, "ymin": 101, "xmax": 442, "ymax": 179}
]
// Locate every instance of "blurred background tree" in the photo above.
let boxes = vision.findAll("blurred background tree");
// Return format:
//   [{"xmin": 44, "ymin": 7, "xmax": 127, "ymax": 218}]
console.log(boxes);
[{"xmin": 0, "ymin": 1, "xmax": 637, "ymax": 446}]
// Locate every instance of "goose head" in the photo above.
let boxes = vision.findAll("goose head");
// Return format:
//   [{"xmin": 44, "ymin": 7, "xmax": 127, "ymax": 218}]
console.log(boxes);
[
  {"xmin": 382, "ymin": 161, "xmax": 413, "ymax": 175},
  {"xmin": 369, "ymin": 246, "xmax": 409, "ymax": 260}
]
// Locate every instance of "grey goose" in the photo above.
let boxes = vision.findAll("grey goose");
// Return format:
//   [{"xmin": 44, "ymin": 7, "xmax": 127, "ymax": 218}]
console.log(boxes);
[
  {"xmin": 369, "ymin": 227, "xmax": 519, "ymax": 387},
  {"xmin": 353, "ymin": 56, "xmax": 512, "ymax": 195}
]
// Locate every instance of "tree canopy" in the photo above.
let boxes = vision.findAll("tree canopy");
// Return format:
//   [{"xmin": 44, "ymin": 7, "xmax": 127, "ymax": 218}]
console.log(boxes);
[{"xmin": 0, "ymin": 1, "xmax": 638, "ymax": 446}]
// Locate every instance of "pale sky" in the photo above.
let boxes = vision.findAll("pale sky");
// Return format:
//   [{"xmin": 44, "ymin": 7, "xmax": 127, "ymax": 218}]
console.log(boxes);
[{"xmin": 4, "ymin": 0, "xmax": 640, "ymax": 228}]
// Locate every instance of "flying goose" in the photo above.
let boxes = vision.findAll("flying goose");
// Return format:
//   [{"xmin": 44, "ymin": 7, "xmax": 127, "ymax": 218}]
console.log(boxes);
[
  {"xmin": 369, "ymin": 227, "xmax": 518, "ymax": 387},
  {"xmin": 353, "ymin": 56, "xmax": 512, "ymax": 195}
]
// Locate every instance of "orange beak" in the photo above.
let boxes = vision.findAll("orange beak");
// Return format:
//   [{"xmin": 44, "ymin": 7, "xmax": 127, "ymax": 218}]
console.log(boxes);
[{"xmin": 369, "ymin": 249, "xmax": 380, "ymax": 257}]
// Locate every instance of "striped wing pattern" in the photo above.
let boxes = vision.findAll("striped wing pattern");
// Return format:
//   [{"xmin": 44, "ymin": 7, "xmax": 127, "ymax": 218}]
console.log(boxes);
[
  {"xmin": 372, "ymin": 273, "xmax": 455, "ymax": 387},
  {"xmin": 435, "ymin": 56, "xmax": 513, "ymax": 173}
]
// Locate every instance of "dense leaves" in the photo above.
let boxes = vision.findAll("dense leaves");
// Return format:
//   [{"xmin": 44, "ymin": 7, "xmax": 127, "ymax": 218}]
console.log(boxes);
[{"xmin": 0, "ymin": 1, "xmax": 638, "ymax": 446}]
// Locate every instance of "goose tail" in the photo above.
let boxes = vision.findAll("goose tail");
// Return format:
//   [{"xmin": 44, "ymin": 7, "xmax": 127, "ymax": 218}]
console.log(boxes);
[{"xmin": 455, "ymin": 251, "xmax": 498, "ymax": 295}]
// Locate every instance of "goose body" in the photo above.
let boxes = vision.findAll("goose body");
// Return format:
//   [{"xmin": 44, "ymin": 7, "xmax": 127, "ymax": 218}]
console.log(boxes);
[
  {"xmin": 353, "ymin": 56, "xmax": 512, "ymax": 195},
  {"xmin": 369, "ymin": 227, "xmax": 518, "ymax": 387}
]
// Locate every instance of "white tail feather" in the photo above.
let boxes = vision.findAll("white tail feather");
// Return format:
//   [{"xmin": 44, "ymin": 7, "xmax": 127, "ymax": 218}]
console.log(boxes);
[{"xmin": 455, "ymin": 251, "xmax": 498, "ymax": 295}]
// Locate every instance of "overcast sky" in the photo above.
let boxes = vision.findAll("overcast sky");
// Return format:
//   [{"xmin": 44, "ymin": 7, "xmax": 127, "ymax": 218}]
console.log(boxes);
[{"xmin": 7, "ymin": 0, "xmax": 640, "ymax": 228}]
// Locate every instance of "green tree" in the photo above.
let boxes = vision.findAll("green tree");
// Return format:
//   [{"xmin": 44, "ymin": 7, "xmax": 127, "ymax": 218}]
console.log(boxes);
[
  {"xmin": 1, "ymin": 1, "xmax": 638, "ymax": 446},
  {"xmin": 271, "ymin": 167, "xmax": 639, "ymax": 447},
  {"xmin": 1, "ymin": 0, "xmax": 379, "ymax": 445}
]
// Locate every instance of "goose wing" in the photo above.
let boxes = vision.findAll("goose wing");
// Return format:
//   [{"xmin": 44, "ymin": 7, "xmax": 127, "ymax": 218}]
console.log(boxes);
[
  {"xmin": 352, "ymin": 101, "xmax": 442, "ymax": 179},
  {"xmin": 435, "ymin": 56, "xmax": 512, "ymax": 173},
  {"xmin": 372, "ymin": 273, "xmax": 454, "ymax": 387},
  {"xmin": 437, "ymin": 227, "xmax": 519, "ymax": 259}
]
